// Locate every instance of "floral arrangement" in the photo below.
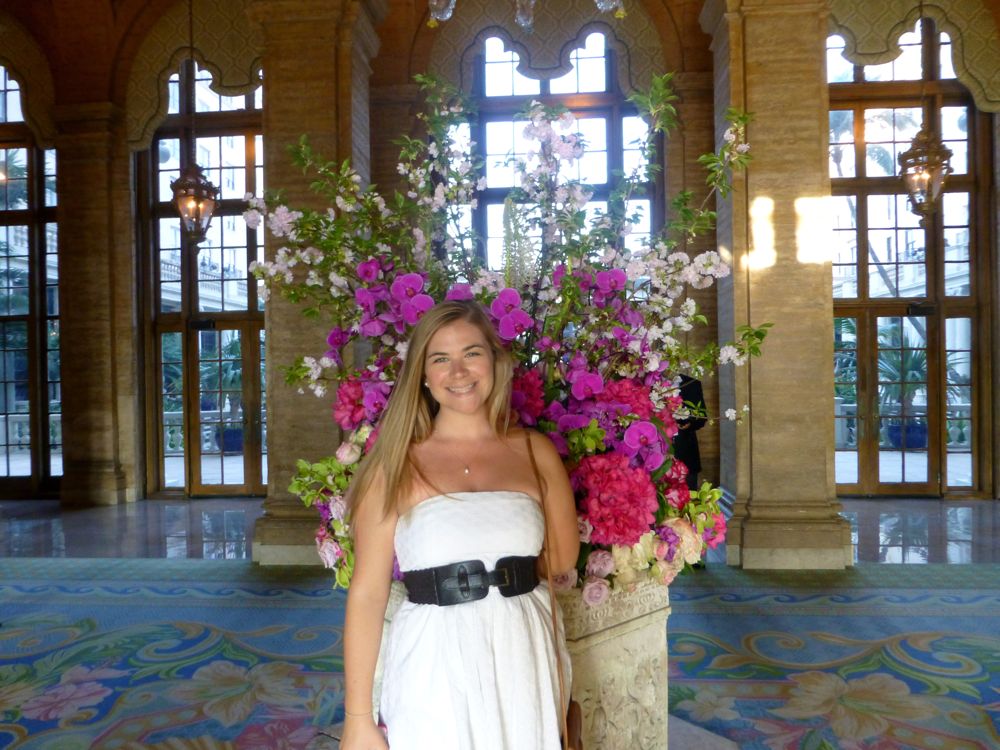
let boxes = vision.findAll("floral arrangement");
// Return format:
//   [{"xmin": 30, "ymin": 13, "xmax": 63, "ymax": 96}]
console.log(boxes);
[{"xmin": 249, "ymin": 73, "xmax": 768, "ymax": 605}]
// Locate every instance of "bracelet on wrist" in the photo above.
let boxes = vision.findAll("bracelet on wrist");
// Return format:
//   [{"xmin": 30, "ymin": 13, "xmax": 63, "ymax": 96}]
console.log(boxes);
[{"xmin": 344, "ymin": 707, "xmax": 372, "ymax": 717}]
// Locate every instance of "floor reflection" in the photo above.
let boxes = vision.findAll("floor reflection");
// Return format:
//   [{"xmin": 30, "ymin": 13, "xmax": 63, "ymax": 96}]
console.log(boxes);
[
  {"xmin": 0, "ymin": 498, "xmax": 265, "ymax": 559},
  {"xmin": 1, "ymin": 496, "xmax": 997, "ymax": 564},
  {"xmin": 839, "ymin": 498, "xmax": 999, "ymax": 564}
]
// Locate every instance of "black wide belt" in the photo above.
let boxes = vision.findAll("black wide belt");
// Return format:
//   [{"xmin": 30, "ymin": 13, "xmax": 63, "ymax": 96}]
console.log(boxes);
[{"xmin": 402, "ymin": 555, "xmax": 539, "ymax": 606}]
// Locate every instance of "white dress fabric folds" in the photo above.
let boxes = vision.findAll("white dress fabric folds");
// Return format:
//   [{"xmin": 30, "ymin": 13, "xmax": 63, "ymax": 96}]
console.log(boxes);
[{"xmin": 379, "ymin": 490, "xmax": 569, "ymax": 750}]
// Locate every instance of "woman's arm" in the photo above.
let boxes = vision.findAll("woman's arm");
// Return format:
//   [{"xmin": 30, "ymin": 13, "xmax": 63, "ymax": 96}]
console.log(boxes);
[
  {"xmin": 341, "ymin": 473, "xmax": 396, "ymax": 750},
  {"xmin": 529, "ymin": 431, "xmax": 581, "ymax": 575}
]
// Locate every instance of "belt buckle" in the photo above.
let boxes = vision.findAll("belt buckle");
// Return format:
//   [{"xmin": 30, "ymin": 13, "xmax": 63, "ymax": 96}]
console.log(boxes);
[
  {"xmin": 494, "ymin": 556, "xmax": 517, "ymax": 596},
  {"xmin": 440, "ymin": 559, "xmax": 488, "ymax": 604}
]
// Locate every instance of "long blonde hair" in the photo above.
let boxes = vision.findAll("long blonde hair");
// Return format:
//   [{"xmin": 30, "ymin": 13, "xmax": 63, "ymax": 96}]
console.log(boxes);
[{"xmin": 346, "ymin": 300, "xmax": 514, "ymax": 518}]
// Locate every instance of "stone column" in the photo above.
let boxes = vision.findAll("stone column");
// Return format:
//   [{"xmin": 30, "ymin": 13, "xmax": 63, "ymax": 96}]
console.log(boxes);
[
  {"xmin": 700, "ymin": 0, "xmax": 852, "ymax": 569},
  {"xmin": 248, "ymin": 0, "xmax": 386, "ymax": 565},
  {"xmin": 55, "ymin": 103, "xmax": 129, "ymax": 507}
]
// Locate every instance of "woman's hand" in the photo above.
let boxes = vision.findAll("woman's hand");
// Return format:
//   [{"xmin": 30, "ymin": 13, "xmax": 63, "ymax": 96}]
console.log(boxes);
[{"xmin": 340, "ymin": 715, "xmax": 389, "ymax": 750}]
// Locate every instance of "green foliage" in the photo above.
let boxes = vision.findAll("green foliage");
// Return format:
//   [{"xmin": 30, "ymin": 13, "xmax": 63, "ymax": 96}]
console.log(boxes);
[{"xmin": 564, "ymin": 419, "xmax": 607, "ymax": 463}]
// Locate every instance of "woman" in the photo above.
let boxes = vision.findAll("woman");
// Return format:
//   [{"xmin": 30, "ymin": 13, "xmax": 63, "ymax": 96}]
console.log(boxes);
[{"xmin": 340, "ymin": 299, "xmax": 580, "ymax": 750}]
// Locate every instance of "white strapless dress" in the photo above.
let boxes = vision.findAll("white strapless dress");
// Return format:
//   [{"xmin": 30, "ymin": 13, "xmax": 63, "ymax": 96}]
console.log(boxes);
[{"xmin": 379, "ymin": 490, "xmax": 570, "ymax": 750}]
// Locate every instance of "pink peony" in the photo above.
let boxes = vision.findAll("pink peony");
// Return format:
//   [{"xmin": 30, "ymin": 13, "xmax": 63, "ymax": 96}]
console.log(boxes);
[
  {"xmin": 551, "ymin": 568, "xmax": 578, "ymax": 591},
  {"xmin": 335, "ymin": 441, "xmax": 361, "ymax": 465},
  {"xmin": 511, "ymin": 368, "xmax": 545, "ymax": 425},
  {"xmin": 703, "ymin": 512, "xmax": 727, "ymax": 549},
  {"xmin": 572, "ymin": 452, "xmax": 658, "ymax": 546},
  {"xmin": 581, "ymin": 576, "xmax": 611, "ymax": 607},
  {"xmin": 585, "ymin": 549, "xmax": 615, "ymax": 578},
  {"xmin": 317, "ymin": 537, "xmax": 344, "ymax": 568},
  {"xmin": 332, "ymin": 379, "xmax": 365, "ymax": 431},
  {"xmin": 660, "ymin": 517, "xmax": 703, "ymax": 565},
  {"xmin": 600, "ymin": 379, "xmax": 654, "ymax": 419}
]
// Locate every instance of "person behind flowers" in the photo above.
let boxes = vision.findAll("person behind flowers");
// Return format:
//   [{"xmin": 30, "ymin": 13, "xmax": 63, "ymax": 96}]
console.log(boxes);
[{"xmin": 340, "ymin": 299, "xmax": 580, "ymax": 750}]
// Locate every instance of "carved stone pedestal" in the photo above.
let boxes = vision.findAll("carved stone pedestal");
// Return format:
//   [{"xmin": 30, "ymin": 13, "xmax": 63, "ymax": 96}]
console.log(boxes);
[
  {"xmin": 559, "ymin": 581, "xmax": 671, "ymax": 749},
  {"xmin": 362, "ymin": 581, "xmax": 671, "ymax": 749}
]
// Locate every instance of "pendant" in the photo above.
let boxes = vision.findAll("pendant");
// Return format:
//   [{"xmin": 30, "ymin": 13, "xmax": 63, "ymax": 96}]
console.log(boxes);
[{"xmin": 463, "ymin": 466, "xmax": 470, "ymax": 475}]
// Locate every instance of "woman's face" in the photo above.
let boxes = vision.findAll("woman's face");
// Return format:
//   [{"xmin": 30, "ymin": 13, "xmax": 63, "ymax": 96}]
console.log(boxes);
[{"xmin": 423, "ymin": 319, "xmax": 495, "ymax": 417}]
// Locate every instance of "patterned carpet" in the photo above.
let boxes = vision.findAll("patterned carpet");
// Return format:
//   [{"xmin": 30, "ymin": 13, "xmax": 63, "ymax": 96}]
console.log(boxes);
[
  {"xmin": 668, "ymin": 566, "xmax": 1000, "ymax": 750},
  {"xmin": 1, "ymin": 560, "xmax": 998, "ymax": 749}
]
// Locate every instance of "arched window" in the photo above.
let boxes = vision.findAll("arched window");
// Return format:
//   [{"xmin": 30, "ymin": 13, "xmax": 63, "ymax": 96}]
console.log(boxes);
[
  {"xmin": 828, "ymin": 20, "xmax": 990, "ymax": 502},
  {"xmin": 138, "ymin": 61, "xmax": 265, "ymax": 498},
  {"xmin": 469, "ymin": 31, "xmax": 656, "ymax": 269},
  {"xmin": 0, "ymin": 64, "xmax": 59, "ymax": 493}
]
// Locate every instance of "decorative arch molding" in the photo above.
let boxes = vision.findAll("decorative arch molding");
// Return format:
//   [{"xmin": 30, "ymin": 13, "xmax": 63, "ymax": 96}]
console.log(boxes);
[
  {"xmin": 426, "ymin": 0, "xmax": 663, "ymax": 95},
  {"xmin": 0, "ymin": 12, "xmax": 57, "ymax": 146},
  {"xmin": 126, "ymin": 0, "xmax": 262, "ymax": 151},
  {"xmin": 829, "ymin": 0, "xmax": 1000, "ymax": 112}
]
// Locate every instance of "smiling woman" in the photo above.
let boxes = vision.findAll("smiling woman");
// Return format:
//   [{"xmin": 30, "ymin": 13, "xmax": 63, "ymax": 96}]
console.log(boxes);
[{"xmin": 337, "ymin": 299, "xmax": 579, "ymax": 750}]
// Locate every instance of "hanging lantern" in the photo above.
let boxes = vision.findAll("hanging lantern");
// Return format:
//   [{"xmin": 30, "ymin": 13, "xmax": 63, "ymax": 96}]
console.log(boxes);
[
  {"xmin": 898, "ymin": 124, "xmax": 953, "ymax": 226},
  {"xmin": 171, "ymin": 163, "xmax": 220, "ymax": 244}
]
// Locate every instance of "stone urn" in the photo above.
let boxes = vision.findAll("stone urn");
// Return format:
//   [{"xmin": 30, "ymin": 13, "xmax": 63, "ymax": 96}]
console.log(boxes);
[
  {"xmin": 559, "ymin": 580, "xmax": 670, "ymax": 749},
  {"xmin": 370, "ymin": 579, "xmax": 670, "ymax": 748}
]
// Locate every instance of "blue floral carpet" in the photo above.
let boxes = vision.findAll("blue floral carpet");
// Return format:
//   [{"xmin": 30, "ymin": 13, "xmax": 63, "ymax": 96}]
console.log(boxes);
[
  {"xmin": 668, "ymin": 566, "xmax": 1000, "ymax": 750},
  {"xmin": 2, "ymin": 560, "xmax": 998, "ymax": 749},
  {"xmin": 0, "ymin": 560, "xmax": 345, "ymax": 750}
]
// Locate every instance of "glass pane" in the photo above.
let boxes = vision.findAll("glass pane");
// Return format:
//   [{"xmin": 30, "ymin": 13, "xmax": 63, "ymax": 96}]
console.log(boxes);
[
  {"xmin": 196, "ymin": 135, "xmax": 246, "ymax": 201},
  {"xmin": 623, "ymin": 199, "xmax": 650, "ymax": 254},
  {"xmin": 621, "ymin": 116, "xmax": 648, "ymax": 177},
  {"xmin": 829, "ymin": 110, "xmax": 855, "ymax": 178},
  {"xmin": 945, "ymin": 318, "xmax": 972, "ymax": 487},
  {"xmin": 865, "ymin": 195, "xmax": 925, "ymax": 298},
  {"xmin": 161, "ymin": 332, "xmax": 184, "ymax": 488},
  {"xmin": 942, "ymin": 193, "xmax": 970, "ymax": 297},
  {"xmin": 44, "ymin": 149, "xmax": 57, "ymax": 207},
  {"xmin": 864, "ymin": 108, "xmax": 920, "ymax": 177},
  {"xmin": 157, "ymin": 138, "xmax": 181, "ymax": 202},
  {"xmin": 834, "ymin": 317, "xmax": 858, "ymax": 484},
  {"xmin": 167, "ymin": 74, "xmax": 181, "ymax": 115},
  {"xmin": 47, "ymin": 320, "xmax": 62, "ymax": 477},
  {"xmin": 483, "ymin": 37, "xmax": 539, "ymax": 98},
  {"xmin": 550, "ymin": 32, "xmax": 606, "ymax": 95},
  {"xmin": 863, "ymin": 21, "xmax": 922, "ymax": 81},
  {"xmin": 198, "ymin": 329, "xmax": 243, "ymax": 486},
  {"xmin": 826, "ymin": 35, "xmax": 853, "ymax": 83},
  {"xmin": 830, "ymin": 196, "xmax": 858, "ymax": 298},
  {"xmin": 877, "ymin": 316, "xmax": 928, "ymax": 485},
  {"xmin": 198, "ymin": 215, "xmax": 249, "ymax": 312},
  {"xmin": 0, "ymin": 322, "xmax": 30, "ymax": 476},
  {"xmin": 939, "ymin": 33, "xmax": 956, "ymax": 79},
  {"xmin": 1, "ymin": 148, "xmax": 28, "ymax": 210},
  {"xmin": 260, "ymin": 328, "xmax": 267, "ymax": 485},
  {"xmin": 1, "ymin": 67, "xmax": 24, "ymax": 123},
  {"xmin": 158, "ymin": 219, "xmax": 183, "ymax": 313},
  {"xmin": 562, "ymin": 117, "xmax": 607, "ymax": 185}
]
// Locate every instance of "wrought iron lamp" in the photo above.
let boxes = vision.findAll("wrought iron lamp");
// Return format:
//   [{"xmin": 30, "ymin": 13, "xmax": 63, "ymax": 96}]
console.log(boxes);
[
  {"xmin": 428, "ymin": 0, "xmax": 624, "ymax": 30},
  {"xmin": 897, "ymin": 3, "xmax": 952, "ymax": 226},
  {"xmin": 170, "ymin": 0, "xmax": 219, "ymax": 244}
]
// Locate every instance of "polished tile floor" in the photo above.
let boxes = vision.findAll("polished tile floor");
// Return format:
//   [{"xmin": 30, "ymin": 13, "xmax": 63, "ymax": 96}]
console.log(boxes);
[{"xmin": 0, "ymin": 496, "xmax": 997, "ymax": 563}]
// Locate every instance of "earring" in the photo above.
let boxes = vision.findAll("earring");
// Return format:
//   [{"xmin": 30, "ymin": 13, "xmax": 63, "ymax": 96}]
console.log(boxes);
[{"xmin": 423, "ymin": 381, "xmax": 429, "ymax": 388}]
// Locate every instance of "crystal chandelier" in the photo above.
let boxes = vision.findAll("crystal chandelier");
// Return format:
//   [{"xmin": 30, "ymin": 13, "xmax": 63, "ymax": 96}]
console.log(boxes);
[
  {"xmin": 170, "ymin": 0, "xmax": 220, "ymax": 244},
  {"xmin": 427, "ymin": 0, "xmax": 625, "ymax": 30},
  {"xmin": 897, "ymin": 2, "xmax": 952, "ymax": 226}
]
